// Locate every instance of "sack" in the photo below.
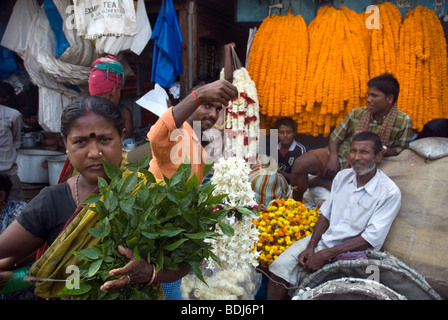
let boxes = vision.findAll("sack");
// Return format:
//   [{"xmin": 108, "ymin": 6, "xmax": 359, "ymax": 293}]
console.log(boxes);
[
  {"xmin": 73, "ymin": 0, "xmax": 136, "ymax": 40},
  {"xmin": 248, "ymin": 163, "xmax": 289, "ymax": 207},
  {"xmin": 48, "ymin": 0, "xmax": 98, "ymax": 66},
  {"xmin": 379, "ymin": 149, "xmax": 448, "ymax": 298},
  {"xmin": 95, "ymin": 0, "xmax": 152, "ymax": 55},
  {"xmin": 24, "ymin": 6, "xmax": 90, "ymax": 94},
  {"xmin": 409, "ymin": 137, "xmax": 448, "ymax": 160}
]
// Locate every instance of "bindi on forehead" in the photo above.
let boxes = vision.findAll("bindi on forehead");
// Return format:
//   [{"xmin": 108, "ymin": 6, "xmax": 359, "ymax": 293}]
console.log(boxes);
[{"xmin": 90, "ymin": 132, "xmax": 96, "ymax": 138}]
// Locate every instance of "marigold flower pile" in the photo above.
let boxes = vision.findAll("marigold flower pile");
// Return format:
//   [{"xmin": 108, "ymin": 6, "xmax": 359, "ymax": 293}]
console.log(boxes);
[{"xmin": 254, "ymin": 198, "xmax": 319, "ymax": 268}]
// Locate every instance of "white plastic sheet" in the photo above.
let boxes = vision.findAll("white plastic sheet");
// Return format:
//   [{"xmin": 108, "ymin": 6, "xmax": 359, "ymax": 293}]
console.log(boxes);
[{"xmin": 0, "ymin": 0, "xmax": 39, "ymax": 59}]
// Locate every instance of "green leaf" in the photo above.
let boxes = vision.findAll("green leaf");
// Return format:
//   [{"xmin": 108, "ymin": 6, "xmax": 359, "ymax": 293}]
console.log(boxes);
[
  {"xmin": 122, "ymin": 171, "xmax": 139, "ymax": 193},
  {"xmin": 79, "ymin": 247, "xmax": 103, "ymax": 260},
  {"xmin": 125, "ymin": 162, "xmax": 139, "ymax": 172},
  {"xmin": 89, "ymin": 218, "xmax": 111, "ymax": 238},
  {"xmin": 126, "ymin": 236, "xmax": 139, "ymax": 248},
  {"xmin": 236, "ymin": 207, "xmax": 254, "ymax": 215},
  {"xmin": 133, "ymin": 246, "xmax": 141, "ymax": 261},
  {"xmin": 152, "ymin": 193, "xmax": 166, "ymax": 206},
  {"xmin": 140, "ymin": 168, "xmax": 156, "ymax": 184},
  {"xmin": 81, "ymin": 194, "xmax": 102, "ymax": 205},
  {"xmin": 219, "ymin": 223, "xmax": 235, "ymax": 237},
  {"xmin": 97, "ymin": 176, "xmax": 108, "ymax": 189},
  {"xmin": 202, "ymin": 162, "xmax": 213, "ymax": 178},
  {"xmin": 185, "ymin": 231, "xmax": 220, "ymax": 239},
  {"xmin": 141, "ymin": 231, "xmax": 159, "ymax": 239},
  {"xmin": 182, "ymin": 207, "xmax": 198, "ymax": 228},
  {"xmin": 160, "ymin": 227, "xmax": 185, "ymax": 237},
  {"xmin": 198, "ymin": 192, "xmax": 208, "ymax": 206},
  {"xmin": 138, "ymin": 156, "xmax": 150, "ymax": 169},
  {"xmin": 163, "ymin": 238, "xmax": 188, "ymax": 251},
  {"xmin": 57, "ymin": 280, "xmax": 92, "ymax": 297},
  {"xmin": 185, "ymin": 173, "xmax": 199, "ymax": 191},
  {"xmin": 102, "ymin": 160, "xmax": 122, "ymax": 180},
  {"xmin": 187, "ymin": 260, "xmax": 207, "ymax": 285},
  {"xmin": 119, "ymin": 197, "xmax": 135, "ymax": 215},
  {"xmin": 72, "ymin": 250, "xmax": 92, "ymax": 262},
  {"xmin": 87, "ymin": 259, "xmax": 103, "ymax": 277}
]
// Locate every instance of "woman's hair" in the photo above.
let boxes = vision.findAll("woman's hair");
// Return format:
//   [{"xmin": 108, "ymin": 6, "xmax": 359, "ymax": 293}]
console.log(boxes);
[
  {"xmin": 0, "ymin": 173, "xmax": 12, "ymax": 200},
  {"xmin": 61, "ymin": 95, "xmax": 124, "ymax": 140},
  {"xmin": 352, "ymin": 131, "xmax": 384, "ymax": 155}
]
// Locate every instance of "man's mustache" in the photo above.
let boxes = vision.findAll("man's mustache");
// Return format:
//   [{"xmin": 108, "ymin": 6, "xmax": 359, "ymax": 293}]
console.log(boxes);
[{"xmin": 202, "ymin": 117, "xmax": 216, "ymax": 125}]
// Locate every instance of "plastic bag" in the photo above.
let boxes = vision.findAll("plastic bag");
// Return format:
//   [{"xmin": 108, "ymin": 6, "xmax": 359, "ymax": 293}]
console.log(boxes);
[
  {"xmin": 73, "ymin": 0, "xmax": 136, "ymax": 40},
  {"xmin": 181, "ymin": 264, "xmax": 262, "ymax": 300}
]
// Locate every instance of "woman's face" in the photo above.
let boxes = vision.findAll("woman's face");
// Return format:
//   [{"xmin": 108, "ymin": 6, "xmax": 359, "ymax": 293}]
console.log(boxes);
[{"xmin": 65, "ymin": 112, "xmax": 124, "ymax": 184}]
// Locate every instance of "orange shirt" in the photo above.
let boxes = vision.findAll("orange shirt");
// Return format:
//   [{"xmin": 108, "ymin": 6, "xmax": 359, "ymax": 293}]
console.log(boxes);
[{"xmin": 148, "ymin": 107, "xmax": 206, "ymax": 182}]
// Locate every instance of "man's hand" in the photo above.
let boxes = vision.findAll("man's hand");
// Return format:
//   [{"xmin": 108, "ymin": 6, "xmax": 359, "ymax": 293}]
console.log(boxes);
[
  {"xmin": 301, "ymin": 250, "xmax": 329, "ymax": 273},
  {"xmin": 195, "ymin": 80, "xmax": 238, "ymax": 107},
  {"xmin": 298, "ymin": 247, "xmax": 314, "ymax": 269},
  {"xmin": 324, "ymin": 155, "xmax": 340, "ymax": 178}
]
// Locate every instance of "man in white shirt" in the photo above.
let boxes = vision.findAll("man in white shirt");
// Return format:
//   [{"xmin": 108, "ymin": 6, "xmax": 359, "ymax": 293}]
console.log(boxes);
[
  {"xmin": 0, "ymin": 82, "xmax": 24, "ymax": 201},
  {"xmin": 267, "ymin": 131, "xmax": 401, "ymax": 300}
]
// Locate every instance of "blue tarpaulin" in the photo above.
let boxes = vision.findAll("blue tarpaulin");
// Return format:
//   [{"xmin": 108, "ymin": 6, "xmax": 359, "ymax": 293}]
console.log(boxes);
[{"xmin": 150, "ymin": 0, "xmax": 183, "ymax": 88}]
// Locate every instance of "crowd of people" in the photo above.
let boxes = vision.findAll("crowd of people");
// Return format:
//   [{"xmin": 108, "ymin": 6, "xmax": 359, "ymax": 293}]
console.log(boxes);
[{"xmin": 0, "ymin": 47, "xmax": 442, "ymax": 301}]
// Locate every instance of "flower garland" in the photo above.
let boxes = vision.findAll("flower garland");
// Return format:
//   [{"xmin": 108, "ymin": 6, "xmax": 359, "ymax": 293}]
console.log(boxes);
[
  {"xmin": 181, "ymin": 157, "xmax": 261, "ymax": 300},
  {"xmin": 211, "ymin": 156, "xmax": 257, "ymax": 208},
  {"xmin": 222, "ymin": 67, "xmax": 260, "ymax": 163},
  {"xmin": 247, "ymin": 14, "xmax": 308, "ymax": 119},
  {"xmin": 396, "ymin": 6, "xmax": 448, "ymax": 131},
  {"xmin": 254, "ymin": 198, "xmax": 319, "ymax": 268}
]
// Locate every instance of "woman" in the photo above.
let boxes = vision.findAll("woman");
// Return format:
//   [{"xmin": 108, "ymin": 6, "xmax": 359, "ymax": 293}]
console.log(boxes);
[{"xmin": 0, "ymin": 95, "xmax": 188, "ymax": 299}]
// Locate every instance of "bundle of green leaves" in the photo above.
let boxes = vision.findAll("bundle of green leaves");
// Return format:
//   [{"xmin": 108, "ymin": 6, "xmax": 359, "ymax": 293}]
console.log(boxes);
[{"xmin": 58, "ymin": 157, "xmax": 233, "ymax": 300}]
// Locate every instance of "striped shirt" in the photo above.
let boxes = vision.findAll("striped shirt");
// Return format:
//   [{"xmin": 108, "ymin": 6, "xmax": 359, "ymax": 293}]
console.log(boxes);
[{"xmin": 330, "ymin": 107, "xmax": 413, "ymax": 168}]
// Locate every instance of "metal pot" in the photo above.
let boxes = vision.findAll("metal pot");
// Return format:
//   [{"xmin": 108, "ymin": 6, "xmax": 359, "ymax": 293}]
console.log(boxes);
[
  {"xmin": 17, "ymin": 149, "xmax": 64, "ymax": 183},
  {"xmin": 22, "ymin": 132, "xmax": 42, "ymax": 148}
]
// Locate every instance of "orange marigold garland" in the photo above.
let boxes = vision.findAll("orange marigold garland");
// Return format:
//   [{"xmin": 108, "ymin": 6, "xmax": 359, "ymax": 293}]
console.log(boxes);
[
  {"xmin": 397, "ymin": 6, "xmax": 448, "ymax": 131},
  {"xmin": 247, "ymin": 14, "xmax": 308, "ymax": 123}
]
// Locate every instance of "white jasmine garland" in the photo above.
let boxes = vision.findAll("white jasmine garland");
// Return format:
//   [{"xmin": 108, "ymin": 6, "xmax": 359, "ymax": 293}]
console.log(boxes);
[
  {"xmin": 221, "ymin": 67, "xmax": 260, "ymax": 163},
  {"xmin": 211, "ymin": 157, "xmax": 257, "ymax": 208},
  {"xmin": 180, "ymin": 156, "xmax": 261, "ymax": 300}
]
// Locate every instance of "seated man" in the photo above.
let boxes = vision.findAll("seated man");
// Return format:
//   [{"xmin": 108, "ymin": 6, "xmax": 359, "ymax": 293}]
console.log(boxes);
[
  {"xmin": 267, "ymin": 132, "xmax": 401, "ymax": 300},
  {"xmin": 290, "ymin": 73, "xmax": 413, "ymax": 201},
  {"xmin": 275, "ymin": 117, "xmax": 306, "ymax": 183},
  {"xmin": 147, "ymin": 80, "xmax": 238, "ymax": 182}
]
